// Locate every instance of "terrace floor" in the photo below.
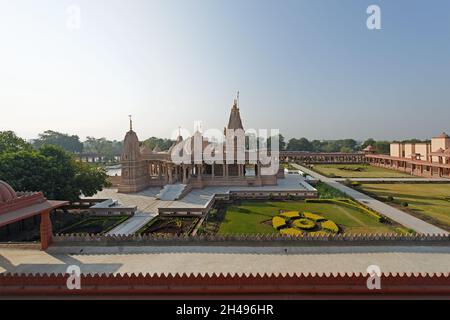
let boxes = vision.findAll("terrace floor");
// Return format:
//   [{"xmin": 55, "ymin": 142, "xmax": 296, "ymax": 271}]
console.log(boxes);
[{"xmin": 0, "ymin": 246, "xmax": 449, "ymax": 275}]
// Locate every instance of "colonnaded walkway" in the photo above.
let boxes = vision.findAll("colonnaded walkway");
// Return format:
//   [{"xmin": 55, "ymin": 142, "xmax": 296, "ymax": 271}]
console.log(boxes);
[
  {"xmin": 0, "ymin": 246, "xmax": 449, "ymax": 275},
  {"xmin": 292, "ymin": 164, "xmax": 448, "ymax": 235}
]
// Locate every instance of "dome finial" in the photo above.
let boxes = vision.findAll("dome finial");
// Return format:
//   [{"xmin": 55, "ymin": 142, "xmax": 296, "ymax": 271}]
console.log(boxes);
[{"xmin": 128, "ymin": 114, "xmax": 133, "ymax": 131}]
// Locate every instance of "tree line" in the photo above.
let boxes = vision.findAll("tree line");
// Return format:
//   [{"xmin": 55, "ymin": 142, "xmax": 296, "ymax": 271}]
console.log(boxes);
[
  {"xmin": 271, "ymin": 135, "xmax": 390, "ymax": 154},
  {"xmin": 0, "ymin": 131, "xmax": 110, "ymax": 202},
  {"xmin": 2, "ymin": 129, "xmax": 393, "ymax": 157}
]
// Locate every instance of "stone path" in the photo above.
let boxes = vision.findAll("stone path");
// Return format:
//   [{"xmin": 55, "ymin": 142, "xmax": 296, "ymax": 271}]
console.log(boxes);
[
  {"xmin": 106, "ymin": 213, "xmax": 153, "ymax": 235},
  {"xmin": 0, "ymin": 246, "xmax": 449, "ymax": 275},
  {"xmin": 293, "ymin": 164, "xmax": 448, "ymax": 235}
]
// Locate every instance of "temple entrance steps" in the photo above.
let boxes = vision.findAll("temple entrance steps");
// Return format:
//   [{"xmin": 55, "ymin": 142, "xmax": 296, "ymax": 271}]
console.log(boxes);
[{"xmin": 156, "ymin": 183, "xmax": 188, "ymax": 201}]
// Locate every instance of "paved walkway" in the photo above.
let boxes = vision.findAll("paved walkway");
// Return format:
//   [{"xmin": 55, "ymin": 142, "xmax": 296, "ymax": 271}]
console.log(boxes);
[
  {"xmin": 1, "ymin": 246, "xmax": 449, "ymax": 275},
  {"xmin": 293, "ymin": 164, "xmax": 448, "ymax": 235},
  {"xmin": 106, "ymin": 213, "xmax": 152, "ymax": 235}
]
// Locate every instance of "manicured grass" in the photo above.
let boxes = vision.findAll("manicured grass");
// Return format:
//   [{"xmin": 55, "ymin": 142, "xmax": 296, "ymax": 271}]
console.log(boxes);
[
  {"xmin": 311, "ymin": 164, "xmax": 412, "ymax": 178},
  {"xmin": 218, "ymin": 200, "xmax": 398, "ymax": 234},
  {"xmin": 358, "ymin": 183, "xmax": 450, "ymax": 231}
]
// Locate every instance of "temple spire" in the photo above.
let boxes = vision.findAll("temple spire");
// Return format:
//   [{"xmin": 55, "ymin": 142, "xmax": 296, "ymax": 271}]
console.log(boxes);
[
  {"xmin": 227, "ymin": 94, "xmax": 244, "ymax": 130},
  {"xmin": 128, "ymin": 114, "xmax": 133, "ymax": 131}
]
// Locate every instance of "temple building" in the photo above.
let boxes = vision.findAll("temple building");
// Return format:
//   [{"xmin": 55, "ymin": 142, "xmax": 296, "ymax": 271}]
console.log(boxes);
[
  {"xmin": 118, "ymin": 99, "xmax": 282, "ymax": 194},
  {"xmin": 366, "ymin": 132, "xmax": 450, "ymax": 178}
]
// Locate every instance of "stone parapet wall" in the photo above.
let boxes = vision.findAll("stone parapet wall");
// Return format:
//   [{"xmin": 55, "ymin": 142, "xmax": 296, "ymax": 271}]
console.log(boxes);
[
  {"xmin": 0, "ymin": 272, "xmax": 448, "ymax": 298},
  {"xmin": 52, "ymin": 233, "xmax": 450, "ymax": 247}
]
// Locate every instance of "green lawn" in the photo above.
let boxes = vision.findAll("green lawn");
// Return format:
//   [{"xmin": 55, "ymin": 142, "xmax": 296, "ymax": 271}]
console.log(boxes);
[
  {"xmin": 218, "ymin": 200, "xmax": 398, "ymax": 234},
  {"xmin": 311, "ymin": 164, "xmax": 413, "ymax": 178},
  {"xmin": 359, "ymin": 183, "xmax": 450, "ymax": 231}
]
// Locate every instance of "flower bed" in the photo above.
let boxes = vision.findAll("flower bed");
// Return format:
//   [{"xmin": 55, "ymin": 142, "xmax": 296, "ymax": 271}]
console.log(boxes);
[
  {"xmin": 303, "ymin": 212, "xmax": 326, "ymax": 222},
  {"xmin": 272, "ymin": 216, "xmax": 287, "ymax": 229},
  {"xmin": 293, "ymin": 218, "xmax": 316, "ymax": 230},
  {"xmin": 272, "ymin": 211, "xmax": 340, "ymax": 235},
  {"xmin": 322, "ymin": 220, "xmax": 339, "ymax": 233},
  {"xmin": 280, "ymin": 211, "xmax": 300, "ymax": 218},
  {"xmin": 280, "ymin": 228, "xmax": 303, "ymax": 236}
]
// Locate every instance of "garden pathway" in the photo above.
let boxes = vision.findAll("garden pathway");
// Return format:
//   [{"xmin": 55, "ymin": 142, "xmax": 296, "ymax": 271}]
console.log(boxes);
[{"xmin": 292, "ymin": 164, "xmax": 448, "ymax": 235}]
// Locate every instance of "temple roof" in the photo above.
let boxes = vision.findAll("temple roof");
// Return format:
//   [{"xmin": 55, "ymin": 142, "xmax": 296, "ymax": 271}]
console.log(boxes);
[{"xmin": 227, "ymin": 100, "xmax": 244, "ymax": 130}]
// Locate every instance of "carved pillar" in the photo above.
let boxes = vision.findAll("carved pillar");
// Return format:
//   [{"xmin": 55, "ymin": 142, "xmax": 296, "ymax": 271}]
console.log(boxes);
[
  {"xmin": 40, "ymin": 210, "xmax": 53, "ymax": 250},
  {"xmin": 212, "ymin": 162, "xmax": 215, "ymax": 179},
  {"xmin": 182, "ymin": 165, "xmax": 187, "ymax": 184},
  {"xmin": 197, "ymin": 164, "xmax": 202, "ymax": 181},
  {"xmin": 168, "ymin": 165, "xmax": 173, "ymax": 184},
  {"xmin": 158, "ymin": 162, "xmax": 162, "ymax": 180}
]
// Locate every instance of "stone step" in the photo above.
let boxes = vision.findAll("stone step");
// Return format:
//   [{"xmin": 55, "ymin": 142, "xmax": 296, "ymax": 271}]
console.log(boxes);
[{"xmin": 156, "ymin": 184, "xmax": 187, "ymax": 201}]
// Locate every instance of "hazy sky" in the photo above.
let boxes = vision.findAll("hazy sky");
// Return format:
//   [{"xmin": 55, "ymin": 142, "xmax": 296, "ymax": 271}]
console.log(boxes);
[{"xmin": 1, "ymin": 0, "xmax": 449, "ymax": 142}]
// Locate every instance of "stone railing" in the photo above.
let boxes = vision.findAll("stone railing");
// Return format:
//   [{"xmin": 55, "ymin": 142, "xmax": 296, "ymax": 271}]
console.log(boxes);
[{"xmin": 52, "ymin": 233, "xmax": 450, "ymax": 247}]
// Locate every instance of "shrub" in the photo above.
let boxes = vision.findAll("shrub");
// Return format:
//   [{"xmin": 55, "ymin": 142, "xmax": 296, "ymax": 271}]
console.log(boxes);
[
  {"xmin": 303, "ymin": 212, "xmax": 326, "ymax": 222},
  {"xmin": 321, "ymin": 220, "xmax": 339, "ymax": 233},
  {"xmin": 272, "ymin": 216, "xmax": 287, "ymax": 229},
  {"xmin": 387, "ymin": 196, "xmax": 394, "ymax": 202},
  {"xmin": 401, "ymin": 202, "xmax": 409, "ymax": 207},
  {"xmin": 293, "ymin": 218, "xmax": 316, "ymax": 230}
]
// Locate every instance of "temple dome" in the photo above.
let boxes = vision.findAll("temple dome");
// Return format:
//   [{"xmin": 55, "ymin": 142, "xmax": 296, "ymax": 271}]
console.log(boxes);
[{"xmin": 0, "ymin": 180, "xmax": 17, "ymax": 203}]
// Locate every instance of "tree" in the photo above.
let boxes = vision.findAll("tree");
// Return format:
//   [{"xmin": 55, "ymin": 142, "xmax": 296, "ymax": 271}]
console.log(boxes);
[
  {"xmin": 0, "ymin": 144, "xmax": 110, "ymax": 202},
  {"xmin": 361, "ymin": 138, "xmax": 390, "ymax": 154},
  {"xmin": 0, "ymin": 131, "xmax": 32, "ymax": 154},
  {"xmin": 361, "ymin": 138, "xmax": 376, "ymax": 150},
  {"xmin": 374, "ymin": 141, "xmax": 390, "ymax": 154},
  {"xmin": 142, "ymin": 137, "xmax": 174, "ymax": 151},
  {"xmin": 267, "ymin": 134, "xmax": 286, "ymax": 151},
  {"xmin": 33, "ymin": 130, "xmax": 83, "ymax": 153},
  {"xmin": 286, "ymin": 138, "xmax": 313, "ymax": 151}
]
